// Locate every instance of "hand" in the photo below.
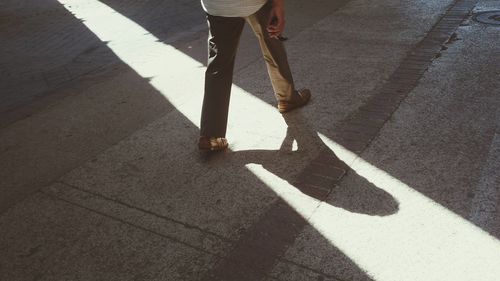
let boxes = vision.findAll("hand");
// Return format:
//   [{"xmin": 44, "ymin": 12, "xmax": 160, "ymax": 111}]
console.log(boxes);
[{"xmin": 267, "ymin": 0, "xmax": 285, "ymax": 39}]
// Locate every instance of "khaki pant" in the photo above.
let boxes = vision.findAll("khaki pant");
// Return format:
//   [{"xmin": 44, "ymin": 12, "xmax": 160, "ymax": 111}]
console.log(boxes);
[{"xmin": 200, "ymin": 1, "xmax": 296, "ymax": 138}]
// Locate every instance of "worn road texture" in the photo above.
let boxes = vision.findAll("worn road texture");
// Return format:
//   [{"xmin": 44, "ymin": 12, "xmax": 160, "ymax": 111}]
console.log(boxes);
[{"xmin": 1, "ymin": 0, "xmax": 499, "ymax": 280}]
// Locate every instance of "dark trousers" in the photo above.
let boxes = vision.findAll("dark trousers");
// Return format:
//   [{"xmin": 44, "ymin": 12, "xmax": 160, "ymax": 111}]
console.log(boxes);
[{"xmin": 200, "ymin": 1, "xmax": 296, "ymax": 138}]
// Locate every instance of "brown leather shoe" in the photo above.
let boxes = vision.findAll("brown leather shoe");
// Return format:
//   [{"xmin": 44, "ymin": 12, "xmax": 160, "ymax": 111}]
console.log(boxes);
[
  {"xmin": 278, "ymin": 89, "xmax": 311, "ymax": 113},
  {"xmin": 198, "ymin": 136, "xmax": 228, "ymax": 151}
]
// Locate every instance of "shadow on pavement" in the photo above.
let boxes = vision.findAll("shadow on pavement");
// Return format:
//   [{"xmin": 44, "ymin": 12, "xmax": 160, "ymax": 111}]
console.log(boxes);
[
  {"xmin": 3, "ymin": 0, "xmax": 498, "ymax": 280},
  {"xmin": 199, "ymin": 113, "xmax": 397, "ymax": 281},
  {"xmin": 99, "ymin": 0, "xmax": 500, "ymax": 240},
  {"xmin": 0, "ymin": 0, "xmax": 381, "ymax": 280}
]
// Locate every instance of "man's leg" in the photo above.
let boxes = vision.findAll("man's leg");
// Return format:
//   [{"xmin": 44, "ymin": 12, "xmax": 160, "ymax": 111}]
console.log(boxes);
[
  {"xmin": 245, "ymin": 1, "xmax": 296, "ymax": 102},
  {"xmin": 200, "ymin": 15, "xmax": 245, "ymax": 138}
]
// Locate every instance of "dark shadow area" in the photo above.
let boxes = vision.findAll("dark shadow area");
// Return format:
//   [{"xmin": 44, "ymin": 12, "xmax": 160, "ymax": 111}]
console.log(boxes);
[
  {"xmin": 93, "ymin": 0, "xmax": 500, "ymax": 242},
  {"xmin": 90, "ymin": 0, "xmax": 500, "ymax": 274},
  {"xmin": 3, "ymin": 0, "xmax": 498, "ymax": 281},
  {"xmin": 200, "ymin": 198, "xmax": 371, "ymax": 281},
  {"xmin": 0, "ymin": 1, "xmax": 380, "ymax": 280},
  {"xmin": 0, "ymin": 0, "xmax": 184, "ymax": 214},
  {"xmin": 0, "ymin": 0, "xmax": 129, "ymax": 127}
]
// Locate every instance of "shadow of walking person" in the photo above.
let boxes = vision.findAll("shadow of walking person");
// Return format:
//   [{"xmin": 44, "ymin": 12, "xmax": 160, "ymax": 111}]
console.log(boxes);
[
  {"xmin": 226, "ymin": 112, "xmax": 399, "ymax": 216},
  {"xmin": 199, "ymin": 111, "xmax": 399, "ymax": 281}
]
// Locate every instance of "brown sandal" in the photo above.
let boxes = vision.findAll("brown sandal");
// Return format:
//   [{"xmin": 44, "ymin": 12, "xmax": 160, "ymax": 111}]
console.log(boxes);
[
  {"xmin": 278, "ymin": 89, "xmax": 311, "ymax": 113},
  {"xmin": 198, "ymin": 136, "xmax": 228, "ymax": 151}
]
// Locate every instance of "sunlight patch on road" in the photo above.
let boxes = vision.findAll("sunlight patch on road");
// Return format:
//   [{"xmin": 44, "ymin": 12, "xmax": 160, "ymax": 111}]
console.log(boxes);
[
  {"xmin": 57, "ymin": 1, "xmax": 500, "ymax": 280},
  {"xmin": 315, "ymin": 134, "xmax": 500, "ymax": 281}
]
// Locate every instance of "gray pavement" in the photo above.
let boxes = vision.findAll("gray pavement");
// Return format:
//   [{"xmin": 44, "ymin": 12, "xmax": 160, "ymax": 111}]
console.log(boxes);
[{"xmin": 1, "ymin": 0, "xmax": 500, "ymax": 280}]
